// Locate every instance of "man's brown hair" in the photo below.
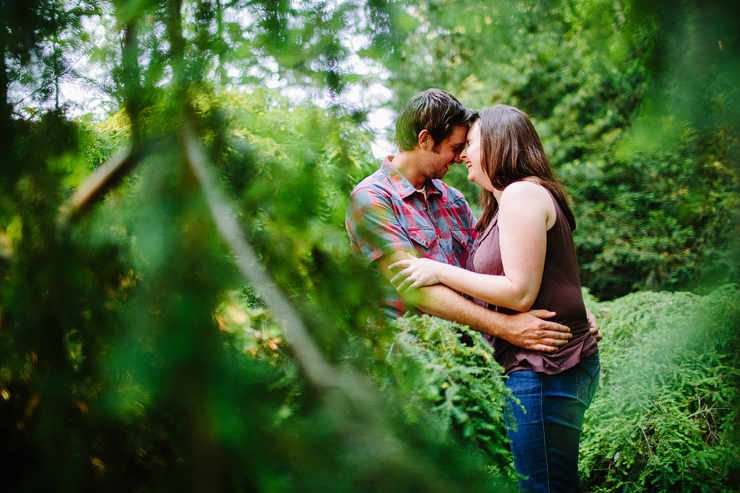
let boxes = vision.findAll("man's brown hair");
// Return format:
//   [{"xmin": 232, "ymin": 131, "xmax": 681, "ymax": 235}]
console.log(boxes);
[{"xmin": 394, "ymin": 89, "xmax": 475, "ymax": 152}]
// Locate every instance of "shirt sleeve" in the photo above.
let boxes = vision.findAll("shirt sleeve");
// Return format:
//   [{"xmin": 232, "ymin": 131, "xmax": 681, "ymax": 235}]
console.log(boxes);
[{"xmin": 345, "ymin": 186, "xmax": 414, "ymax": 264}]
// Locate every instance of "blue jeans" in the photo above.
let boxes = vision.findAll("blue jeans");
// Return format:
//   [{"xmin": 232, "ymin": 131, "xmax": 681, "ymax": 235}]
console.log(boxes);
[{"xmin": 504, "ymin": 353, "xmax": 600, "ymax": 493}]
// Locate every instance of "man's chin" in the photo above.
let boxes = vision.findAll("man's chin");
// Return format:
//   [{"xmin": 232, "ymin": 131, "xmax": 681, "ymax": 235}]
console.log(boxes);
[{"xmin": 436, "ymin": 167, "xmax": 452, "ymax": 179}]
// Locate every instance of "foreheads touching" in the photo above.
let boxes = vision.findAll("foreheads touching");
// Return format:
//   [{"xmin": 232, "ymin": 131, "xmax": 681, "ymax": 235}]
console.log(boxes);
[
  {"xmin": 477, "ymin": 104, "xmax": 551, "ymax": 189},
  {"xmin": 394, "ymin": 89, "xmax": 476, "ymax": 152}
]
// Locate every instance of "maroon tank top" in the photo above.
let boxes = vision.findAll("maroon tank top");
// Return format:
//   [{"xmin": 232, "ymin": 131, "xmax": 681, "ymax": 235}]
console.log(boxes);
[{"xmin": 467, "ymin": 188, "xmax": 598, "ymax": 375}]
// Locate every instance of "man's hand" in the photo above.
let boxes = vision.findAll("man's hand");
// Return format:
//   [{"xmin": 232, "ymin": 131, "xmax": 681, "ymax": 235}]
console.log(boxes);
[
  {"xmin": 502, "ymin": 310, "xmax": 572, "ymax": 352},
  {"xmin": 586, "ymin": 307, "xmax": 603, "ymax": 342},
  {"xmin": 378, "ymin": 252, "xmax": 572, "ymax": 352}
]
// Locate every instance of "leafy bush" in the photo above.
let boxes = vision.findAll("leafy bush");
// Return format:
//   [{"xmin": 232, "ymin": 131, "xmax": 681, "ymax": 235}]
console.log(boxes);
[
  {"xmin": 381, "ymin": 0, "xmax": 740, "ymax": 300},
  {"xmin": 381, "ymin": 315, "xmax": 516, "ymax": 481},
  {"xmin": 580, "ymin": 284, "xmax": 740, "ymax": 492},
  {"xmin": 566, "ymin": 127, "xmax": 740, "ymax": 299},
  {"xmin": 0, "ymin": 88, "xmax": 509, "ymax": 491}
]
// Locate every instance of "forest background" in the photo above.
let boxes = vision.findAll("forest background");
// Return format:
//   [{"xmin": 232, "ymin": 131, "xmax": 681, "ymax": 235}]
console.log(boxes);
[{"xmin": 0, "ymin": 0, "xmax": 738, "ymax": 491}]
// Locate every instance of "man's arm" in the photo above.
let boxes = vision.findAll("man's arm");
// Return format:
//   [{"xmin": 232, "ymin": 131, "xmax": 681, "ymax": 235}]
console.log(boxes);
[{"xmin": 377, "ymin": 251, "xmax": 572, "ymax": 352}]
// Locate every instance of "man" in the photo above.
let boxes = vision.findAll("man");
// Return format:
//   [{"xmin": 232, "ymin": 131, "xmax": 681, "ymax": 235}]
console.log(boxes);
[{"xmin": 345, "ymin": 88, "xmax": 575, "ymax": 352}]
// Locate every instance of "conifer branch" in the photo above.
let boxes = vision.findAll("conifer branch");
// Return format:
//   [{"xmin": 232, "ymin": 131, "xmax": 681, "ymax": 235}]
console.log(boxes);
[
  {"xmin": 59, "ymin": 145, "xmax": 139, "ymax": 222},
  {"xmin": 180, "ymin": 123, "xmax": 340, "ymax": 390}
]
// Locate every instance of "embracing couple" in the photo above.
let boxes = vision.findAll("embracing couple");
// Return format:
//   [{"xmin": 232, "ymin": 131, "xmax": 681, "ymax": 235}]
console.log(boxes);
[{"xmin": 345, "ymin": 89, "xmax": 601, "ymax": 492}]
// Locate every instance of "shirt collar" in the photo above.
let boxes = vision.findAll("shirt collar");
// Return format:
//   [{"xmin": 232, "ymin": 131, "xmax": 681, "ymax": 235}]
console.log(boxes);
[{"xmin": 381, "ymin": 156, "xmax": 442, "ymax": 200}]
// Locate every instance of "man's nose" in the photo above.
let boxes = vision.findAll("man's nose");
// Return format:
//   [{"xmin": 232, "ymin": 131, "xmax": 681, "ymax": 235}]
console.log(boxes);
[{"xmin": 454, "ymin": 152, "xmax": 464, "ymax": 164}]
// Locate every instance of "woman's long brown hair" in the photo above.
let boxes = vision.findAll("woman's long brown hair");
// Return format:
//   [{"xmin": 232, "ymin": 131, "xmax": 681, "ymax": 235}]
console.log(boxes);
[{"xmin": 474, "ymin": 105, "xmax": 576, "ymax": 234}]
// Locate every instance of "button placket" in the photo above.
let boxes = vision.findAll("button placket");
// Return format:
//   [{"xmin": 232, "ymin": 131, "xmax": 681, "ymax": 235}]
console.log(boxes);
[{"xmin": 426, "ymin": 193, "xmax": 443, "ymax": 241}]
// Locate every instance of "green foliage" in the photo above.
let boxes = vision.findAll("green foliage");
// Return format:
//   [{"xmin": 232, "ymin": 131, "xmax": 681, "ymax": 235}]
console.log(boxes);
[
  {"xmin": 0, "ymin": 0, "xmax": 100, "ymax": 119},
  {"xmin": 0, "ymin": 0, "xmax": 512, "ymax": 489},
  {"xmin": 566, "ymin": 127, "xmax": 740, "ymax": 297},
  {"xmin": 0, "ymin": 106, "xmax": 300, "ymax": 490},
  {"xmin": 0, "ymin": 79, "xmax": 502, "ymax": 493},
  {"xmin": 381, "ymin": 0, "xmax": 740, "ymax": 299},
  {"xmin": 190, "ymin": 88, "xmax": 384, "ymax": 355},
  {"xmin": 580, "ymin": 285, "xmax": 740, "ymax": 492},
  {"xmin": 2, "ymin": 0, "xmax": 740, "ymax": 491},
  {"xmin": 382, "ymin": 315, "xmax": 515, "ymax": 480}
]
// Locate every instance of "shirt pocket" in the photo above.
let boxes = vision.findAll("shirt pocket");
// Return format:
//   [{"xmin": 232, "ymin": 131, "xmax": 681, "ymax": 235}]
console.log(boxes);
[
  {"xmin": 407, "ymin": 227, "xmax": 437, "ymax": 256},
  {"xmin": 450, "ymin": 228, "xmax": 472, "ymax": 266},
  {"xmin": 451, "ymin": 228, "xmax": 467, "ymax": 248}
]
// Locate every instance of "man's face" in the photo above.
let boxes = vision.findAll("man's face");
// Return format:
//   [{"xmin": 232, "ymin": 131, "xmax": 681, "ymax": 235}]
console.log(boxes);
[{"xmin": 419, "ymin": 125, "xmax": 468, "ymax": 180}]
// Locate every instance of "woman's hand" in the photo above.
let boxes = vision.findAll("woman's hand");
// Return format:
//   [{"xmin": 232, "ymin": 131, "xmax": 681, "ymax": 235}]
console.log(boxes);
[{"xmin": 389, "ymin": 256, "xmax": 446, "ymax": 291}]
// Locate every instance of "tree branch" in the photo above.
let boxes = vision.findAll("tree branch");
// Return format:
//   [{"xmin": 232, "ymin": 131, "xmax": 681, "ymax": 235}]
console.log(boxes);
[
  {"xmin": 58, "ymin": 145, "xmax": 139, "ymax": 222},
  {"xmin": 180, "ymin": 123, "xmax": 339, "ymax": 389}
]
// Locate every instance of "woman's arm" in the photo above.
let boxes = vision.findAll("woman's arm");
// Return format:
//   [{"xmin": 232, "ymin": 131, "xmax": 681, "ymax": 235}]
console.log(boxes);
[
  {"xmin": 391, "ymin": 181, "xmax": 555, "ymax": 312},
  {"xmin": 379, "ymin": 251, "xmax": 572, "ymax": 351}
]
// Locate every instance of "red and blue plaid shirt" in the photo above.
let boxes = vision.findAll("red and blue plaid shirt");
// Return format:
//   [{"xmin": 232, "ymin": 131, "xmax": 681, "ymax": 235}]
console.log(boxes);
[{"xmin": 345, "ymin": 157, "xmax": 477, "ymax": 320}]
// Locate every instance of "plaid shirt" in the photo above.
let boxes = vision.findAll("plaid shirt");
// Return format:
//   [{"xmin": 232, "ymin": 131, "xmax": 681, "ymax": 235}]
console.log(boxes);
[{"xmin": 345, "ymin": 157, "xmax": 477, "ymax": 320}]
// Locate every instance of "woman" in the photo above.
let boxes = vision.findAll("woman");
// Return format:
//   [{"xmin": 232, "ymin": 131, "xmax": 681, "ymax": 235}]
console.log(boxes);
[{"xmin": 390, "ymin": 105, "xmax": 600, "ymax": 492}]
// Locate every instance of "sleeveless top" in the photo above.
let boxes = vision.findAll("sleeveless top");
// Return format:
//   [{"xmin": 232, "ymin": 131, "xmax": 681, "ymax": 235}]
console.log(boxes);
[{"xmin": 467, "ymin": 188, "xmax": 598, "ymax": 375}]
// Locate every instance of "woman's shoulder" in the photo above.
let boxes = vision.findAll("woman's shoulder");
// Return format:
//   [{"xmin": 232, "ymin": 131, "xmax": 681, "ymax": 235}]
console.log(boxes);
[
  {"xmin": 500, "ymin": 179, "xmax": 557, "ymax": 227},
  {"xmin": 501, "ymin": 179, "xmax": 550, "ymax": 201}
]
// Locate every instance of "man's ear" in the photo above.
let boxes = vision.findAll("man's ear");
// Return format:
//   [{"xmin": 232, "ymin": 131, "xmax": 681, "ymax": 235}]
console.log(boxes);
[{"xmin": 417, "ymin": 129, "xmax": 433, "ymax": 151}]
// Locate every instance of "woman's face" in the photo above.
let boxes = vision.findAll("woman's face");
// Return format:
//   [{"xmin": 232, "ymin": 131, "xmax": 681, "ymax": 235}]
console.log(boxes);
[{"xmin": 461, "ymin": 121, "xmax": 494, "ymax": 192}]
